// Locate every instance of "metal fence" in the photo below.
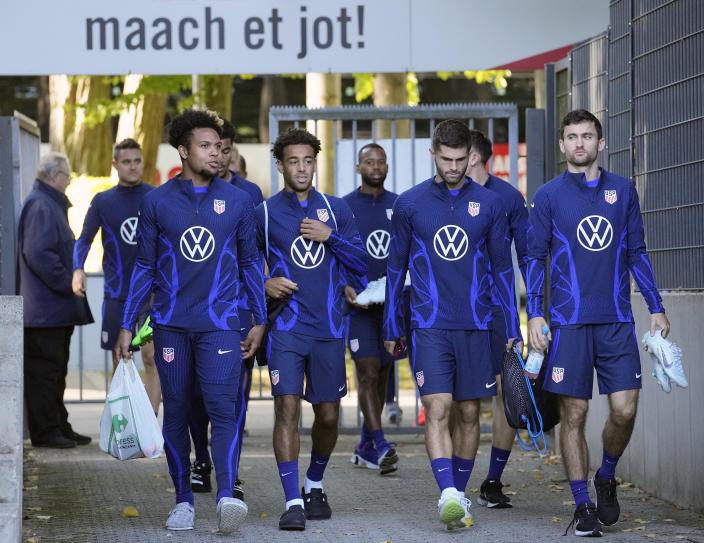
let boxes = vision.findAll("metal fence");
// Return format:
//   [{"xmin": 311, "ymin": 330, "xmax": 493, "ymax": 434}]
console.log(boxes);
[
  {"xmin": 629, "ymin": 0, "xmax": 704, "ymax": 290},
  {"xmin": 268, "ymin": 103, "xmax": 520, "ymax": 197}
]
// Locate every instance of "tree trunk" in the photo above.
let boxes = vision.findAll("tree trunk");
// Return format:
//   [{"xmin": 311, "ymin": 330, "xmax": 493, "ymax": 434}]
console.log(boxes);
[
  {"xmin": 373, "ymin": 73, "xmax": 409, "ymax": 139},
  {"xmin": 48, "ymin": 75, "xmax": 71, "ymax": 153},
  {"xmin": 65, "ymin": 76, "xmax": 112, "ymax": 176},
  {"xmin": 305, "ymin": 73, "xmax": 341, "ymax": 194},
  {"xmin": 201, "ymin": 75, "xmax": 233, "ymax": 120},
  {"xmin": 258, "ymin": 76, "xmax": 288, "ymax": 145},
  {"xmin": 115, "ymin": 75, "xmax": 167, "ymax": 185}
]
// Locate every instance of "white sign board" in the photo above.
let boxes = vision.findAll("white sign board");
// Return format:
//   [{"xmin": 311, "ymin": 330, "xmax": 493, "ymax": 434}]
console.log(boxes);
[{"xmin": 3, "ymin": 0, "xmax": 608, "ymax": 75}]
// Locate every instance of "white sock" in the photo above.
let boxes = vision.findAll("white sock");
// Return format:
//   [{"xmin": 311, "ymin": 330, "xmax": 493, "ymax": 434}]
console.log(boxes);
[
  {"xmin": 440, "ymin": 487, "xmax": 459, "ymax": 501},
  {"xmin": 286, "ymin": 498, "xmax": 304, "ymax": 510},
  {"xmin": 303, "ymin": 476, "xmax": 323, "ymax": 494}
]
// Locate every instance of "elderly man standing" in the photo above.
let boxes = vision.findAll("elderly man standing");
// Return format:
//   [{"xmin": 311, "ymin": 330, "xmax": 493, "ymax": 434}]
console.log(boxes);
[{"xmin": 18, "ymin": 152, "xmax": 93, "ymax": 449}]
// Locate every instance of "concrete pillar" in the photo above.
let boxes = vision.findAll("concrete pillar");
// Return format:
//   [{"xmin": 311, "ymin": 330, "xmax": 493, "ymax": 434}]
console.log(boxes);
[{"xmin": 0, "ymin": 296, "xmax": 23, "ymax": 542}]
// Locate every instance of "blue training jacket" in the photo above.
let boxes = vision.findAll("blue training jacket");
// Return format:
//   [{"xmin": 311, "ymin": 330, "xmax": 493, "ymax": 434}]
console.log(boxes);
[
  {"xmin": 342, "ymin": 187, "xmax": 398, "ymax": 284},
  {"xmin": 121, "ymin": 176, "xmax": 266, "ymax": 333},
  {"xmin": 383, "ymin": 177, "xmax": 521, "ymax": 340},
  {"xmin": 526, "ymin": 168, "xmax": 664, "ymax": 325},
  {"xmin": 255, "ymin": 188, "xmax": 368, "ymax": 339},
  {"xmin": 73, "ymin": 183, "xmax": 153, "ymax": 301}
]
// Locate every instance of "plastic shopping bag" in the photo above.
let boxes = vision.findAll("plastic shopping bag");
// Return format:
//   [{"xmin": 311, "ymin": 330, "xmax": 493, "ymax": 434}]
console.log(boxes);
[{"xmin": 99, "ymin": 359, "xmax": 163, "ymax": 460}]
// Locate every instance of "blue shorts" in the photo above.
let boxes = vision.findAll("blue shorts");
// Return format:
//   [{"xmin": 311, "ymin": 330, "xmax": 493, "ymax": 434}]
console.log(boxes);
[
  {"xmin": 267, "ymin": 331, "xmax": 347, "ymax": 404},
  {"xmin": 490, "ymin": 326, "xmax": 508, "ymax": 376},
  {"xmin": 347, "ymin": 306, "xmax": 394, "ymax": 365},
  {"xmin": 101, "ymin": 298, "xmax": 149, "ymax": 351},
  {"xmin": 154, "ymin": 327, "xmax": 243, "ymax": 387},
  {"xmin": 544, "ymin": 323, "xmax": 641, "ymax": 399},
  {"xmin": 411, "ymin": 328, "xmax": 495, "ymax": 401}
]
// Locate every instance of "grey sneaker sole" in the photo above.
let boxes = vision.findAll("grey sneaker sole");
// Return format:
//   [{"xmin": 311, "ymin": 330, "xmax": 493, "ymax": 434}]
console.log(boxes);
[{"xmin": 218, "ymin": 498, "xmax": 248, "ymax": 533}]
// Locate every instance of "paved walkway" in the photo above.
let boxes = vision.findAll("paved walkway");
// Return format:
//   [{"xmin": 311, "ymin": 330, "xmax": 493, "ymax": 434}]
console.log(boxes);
[{"xmin": 23, "ymin": 402, "xmax": 704, "ymax": 543}]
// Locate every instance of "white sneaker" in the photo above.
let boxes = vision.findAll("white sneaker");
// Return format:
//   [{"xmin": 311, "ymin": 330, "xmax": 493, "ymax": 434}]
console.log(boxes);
[
  {"xmin": 651, "ymin": 354, "xmax": 671, "ymax": 393},
  {"xmin": 356, "ymin": 277, "xmax": 386, "ymax": 306},
  {"xmin": 642, "ymin": 330, "xmax": 688, "ymax": 388},
  {"xmin": 216, "ymin": 496, "xmax": 248, "ymax": 533},
  {"xmin": 438, "ymin": 489, "xmax": 466, "ymax": 529},
  {"xmin": 385, "ymin": 401, "xmax": 403, "ymax": 425},
  {"xmin": 165, "ymin": 502, "xmax": 195, "ymax": 531},
  {"xmin": 446, "ymin": 496, "xmax": 474, "ymax": 531}
]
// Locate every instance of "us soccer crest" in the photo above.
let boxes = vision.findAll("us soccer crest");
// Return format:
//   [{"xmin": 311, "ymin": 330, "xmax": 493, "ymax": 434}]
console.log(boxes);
[
  {"xmin": 604, "ymin": 190, "xmax": 617, "ymax": 205},
  {"xmin": 416, "ymin": 371, "xmax": 425, "ymax": 388},
  {"xmin": 162, "ymin": 347, "xmax": 174, "ymax": 363},
  {"xmin": 350, "ymin": 339, "xmax": 359, "ymax": 352},
  {"xmin": 214, "ymin": 199, "xmax": 226, "ymax": 214},
  {"xmin": 317, "ymin": 208, "xmax": 330, "ymax": 222},
  {"xmin": 386, "ymin": 208, "xmax": 393, "ymax": 220},
  {"xmin": 468, "ymin": 201, "xmax": 480, "ymax": 217},
  {"xmin": 552, "ymin": 367, "xmax": 565, "ymax": 383},
  {"xmin": 270, "ymin": 369, "xmax": 280, "ymax": 386}
]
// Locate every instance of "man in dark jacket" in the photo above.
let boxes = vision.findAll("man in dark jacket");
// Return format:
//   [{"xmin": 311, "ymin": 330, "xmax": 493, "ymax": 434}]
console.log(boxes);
[{"xmin": 18, "ymin": 152, "xmax": 94, "ymax": 449}]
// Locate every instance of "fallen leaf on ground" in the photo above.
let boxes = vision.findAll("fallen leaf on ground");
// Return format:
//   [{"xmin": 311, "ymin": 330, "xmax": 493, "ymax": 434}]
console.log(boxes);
[
  {"xmin": 663, "ymin": 518, "xmax": 674, "ymax": 522},
  {"xmin": 122, "ymin": 506, "xmax": 139, "ymax": 518},
  {"xmin": 24, "ymin": 486, "xmax": 38, "ymax": 491},
  {"xmin": 258, "ymin": 512, "xmax": 268, "ymax": 519},
  {"xmin": 36, "ymin": 515, "xmax": 52, "ymax": 520},
  {"xmin": 562, "ymin": 500, "xmax": 575, "ymax": 506},
  {"xmin": 551, "ymin": 517, "xmax": 562, "ymax": 523},
  {"xmin": 312, "ymin": 529, "xmax": 323, "ymax": 534},
  {"xmin": 634, "ymin": 518, "xmax": 650, "ymax": 524},
  {"xmin": 504, "ymin": 491, "xmax": 517, "ymax": 496}
]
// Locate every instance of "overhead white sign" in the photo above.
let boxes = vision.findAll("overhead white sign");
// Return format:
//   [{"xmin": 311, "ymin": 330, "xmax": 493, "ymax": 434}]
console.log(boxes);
[{"xmin": 3, "ymin": 0, "xmax": 608, "ymax": 75}]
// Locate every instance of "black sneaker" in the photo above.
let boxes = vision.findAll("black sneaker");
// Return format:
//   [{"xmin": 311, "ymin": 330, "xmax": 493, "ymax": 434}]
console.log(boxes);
[
  {"xmin": 62, "ymin": 430, "xmax": 92, "ymax": 445},
  {"xmin": 477, "ymin": 479, "xmax": 512, "ymax": 509},
  {"xmin": 279, "ymin": 504, "xmax": 306, "ymax": 531},
  {"xmin": 302, "ymin": 487, "xmax": 332, "ymax": 520},
  {"xmin": 592, "ymin": 469, "xmax": 620, "ymax": 526},
  {"xmin": 566, "ymin": 503, "xmax": 603, "ymax": 537},
  {"xmin": 191, "ymin": 461, "xmax": 212, "ymax": 493},
  {"xmin": 32, "ymin": 434, "xmax": 76, "ymax": 449},
  {"xmin": 233, "ymin": 479, "xmax": 244, "ymax": 501}
]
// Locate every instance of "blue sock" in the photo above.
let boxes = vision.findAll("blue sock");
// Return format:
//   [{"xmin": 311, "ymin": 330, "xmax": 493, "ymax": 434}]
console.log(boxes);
[
  {"xmin": 599, "ymin": 450, "xmax": 620, "ymax": 481},
  {"xmin": 277, "ymin": 460, "xmax": 301, "ymax": 502},
  {"xmin": 431, "ymin": 458, "xmax": 454, "ymax": 491},
  {"xmin": 569, "ymin": 480, "xmax": 593, "ymax": 507},
  {"xmin": 486, "ymin": 446, "xmax": 511, "ymax": 482},
  {"xmin": 452, "ymin": 456, "xmax": 474, "ymax": 493},
  {"xmin": 359, "ymin": 424, "xmax": 373, "ymax": 447},
  {"xmin": 371, "ymin": 429, "xmax": 388, "ymax": 452},
  {"xmin": 305, "ymin": 451, "xmax": 329, "ymax": 482}
]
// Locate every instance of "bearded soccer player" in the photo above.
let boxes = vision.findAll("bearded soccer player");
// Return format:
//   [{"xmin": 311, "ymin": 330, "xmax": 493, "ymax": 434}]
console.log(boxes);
[
  {"xmin": 342, "ymin": 143, "xmax": 400, "ymax": 475},
  {"xmin": 116, "ymin": 109, "xmax": 266, "ymax": 534},
  {"xmin": 465, "ymin": 130, "xmax": 528, "ymax": 508},
  {"xmin": 72, "ymin": 138, "xmax": 160, "ymax": 413},
  {"xmin": 256, "ymin": 128, "xmax": 367, "ymax": 531},
  {"xmin": 188, "ymin": 119, "xmax": 264, "ymax": 499},
  {"xmin": 527, "ymin": 109, "xmax": 670, "ymax": 537},
  {"xmin": 384, "ymin": 120, "xmax": 521, "ymax": 530}
]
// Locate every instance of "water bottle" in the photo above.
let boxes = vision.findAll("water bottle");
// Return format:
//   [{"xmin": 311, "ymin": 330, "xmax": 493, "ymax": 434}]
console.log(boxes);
[{"xmin": 525, "ymin": 325, "xmax": 550, "ymax": 379}]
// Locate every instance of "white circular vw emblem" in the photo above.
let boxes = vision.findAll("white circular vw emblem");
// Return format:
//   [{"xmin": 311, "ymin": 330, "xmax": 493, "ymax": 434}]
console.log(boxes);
[
  {"xmin": 120, "ymin": 217, "xmax": 139, "ymax": 245},
  {"xmin": 290, "ymin": 235, "xmax": 325, "ymax": 269},
  {"xmin": 433, "ymin": 225, "xmax": 469, "ymax": 261},
  {"xmin": 576, "ymin": 215, "xmax": 613, "ymax": 252},
  {"xmin": 179, "ymin": 226, "xmax": 215, "ymax": 262},
  {"xmin": 366, "ymin": 229, "xmax": 390, "ymax": 260}
]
